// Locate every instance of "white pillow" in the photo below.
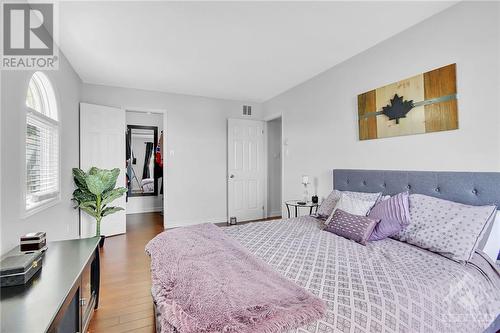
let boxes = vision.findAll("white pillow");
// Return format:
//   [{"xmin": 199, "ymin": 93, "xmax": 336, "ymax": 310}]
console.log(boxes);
[
  {"xmin": 317, "ymin": 190, "xmax": 381, "ymax": 221},
  {"xmin": 480, "ymin": 211, "xmax": 500, "ymax": 262},
  {"xmin": 325, "ymin": 193, "xmax": 377, "ymax": 225}
]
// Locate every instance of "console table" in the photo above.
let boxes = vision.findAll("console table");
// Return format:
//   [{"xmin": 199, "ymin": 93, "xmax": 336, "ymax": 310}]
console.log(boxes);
[{"xmin": 0, "ymin": 237, "xmax": 100, "ymax": 333}]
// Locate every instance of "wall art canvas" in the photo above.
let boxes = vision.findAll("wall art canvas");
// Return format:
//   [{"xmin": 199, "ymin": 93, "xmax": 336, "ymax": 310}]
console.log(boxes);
[{"xmin": 357, "ymin": 63, "xmax": 458, "ymax": 140}]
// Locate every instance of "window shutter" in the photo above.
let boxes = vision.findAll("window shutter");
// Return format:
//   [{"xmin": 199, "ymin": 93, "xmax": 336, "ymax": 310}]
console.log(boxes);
[{"xmin": 26, "ymin": 111, "xmax": 59, "ymax": 209}]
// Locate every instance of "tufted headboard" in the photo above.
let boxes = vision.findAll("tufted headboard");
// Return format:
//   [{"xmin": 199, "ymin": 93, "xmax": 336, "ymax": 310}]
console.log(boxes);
[{"xmin": 333, "ymin": 169, "xmax": 500, "ymax": 209}]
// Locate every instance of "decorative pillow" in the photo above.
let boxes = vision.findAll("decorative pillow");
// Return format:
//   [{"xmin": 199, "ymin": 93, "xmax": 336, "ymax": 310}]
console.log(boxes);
[
  {"xmin": 335, "ymin": 193, "xmax": 378, "ymax": 215},
  {"xmin": 343, "ymin": 190, "xmax": 382, "ymax": 203},
  {"xmin": 396, "ymin": 194, "xmax": 497, "ymax": 263},
  {"xmin": 325, "ymin": 193, "xmax": 379, "ymax": 225},
  {"xmin": 316, "ymin": 190, "xmax": 341, "ymax": 218},
  {"xmin": 368, "ymin": 192, "xmax": 410, "ymax": 241},
  {"xmin": 316, "ymin": 190, "xmax": 381, "ymax": 219},
  {"xmin": 324, "ymin": 209, "xmax": 380, "ymax": 245},
  {"xmin": 378, "ymin": 195, "xmax": 391, "ymax": 202}
]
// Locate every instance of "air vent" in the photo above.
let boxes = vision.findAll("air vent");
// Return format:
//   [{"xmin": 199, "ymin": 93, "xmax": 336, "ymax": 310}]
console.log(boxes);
[{"xmin": 242, "ymin": 105, "xmax": 252, "ymax": 116}]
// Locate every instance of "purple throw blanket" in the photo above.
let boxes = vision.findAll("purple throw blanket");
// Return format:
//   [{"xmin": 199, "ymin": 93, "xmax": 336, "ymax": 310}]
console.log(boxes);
[{"xmin": 145, "ymin": 223, "xmax": 326, "ymax": 333}]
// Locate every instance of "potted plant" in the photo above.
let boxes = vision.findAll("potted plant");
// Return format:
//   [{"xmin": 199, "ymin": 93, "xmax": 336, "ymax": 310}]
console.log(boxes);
[{"xmin": 72, "ymin": 167, "xmax": 127, "ymax": 247}]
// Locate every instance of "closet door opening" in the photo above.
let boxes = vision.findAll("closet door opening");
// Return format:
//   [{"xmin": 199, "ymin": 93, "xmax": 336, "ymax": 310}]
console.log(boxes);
[{"xmin": 125, "ymin": 110, "xmax": 166, "ymax": 222}]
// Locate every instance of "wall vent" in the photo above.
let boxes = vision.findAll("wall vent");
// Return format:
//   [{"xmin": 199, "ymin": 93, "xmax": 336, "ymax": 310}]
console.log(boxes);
[{"xmin": 243, "ymin": 105, "xmax": 252, "ymax": 116}]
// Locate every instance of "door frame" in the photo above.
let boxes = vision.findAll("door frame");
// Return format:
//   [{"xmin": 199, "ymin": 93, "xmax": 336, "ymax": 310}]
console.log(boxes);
[
  {"xmin": 264, "ymin": 112, "xmax": 284, "ymax": 218},
  {"xmin": 123, "ymin": 106, "xmax": 168, "ymax": 229}
]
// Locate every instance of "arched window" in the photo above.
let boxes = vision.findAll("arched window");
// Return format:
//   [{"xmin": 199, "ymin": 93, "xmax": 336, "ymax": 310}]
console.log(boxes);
[{"xmin": 25, "ymin": 72, "xmax": 60, "ymax": 213}]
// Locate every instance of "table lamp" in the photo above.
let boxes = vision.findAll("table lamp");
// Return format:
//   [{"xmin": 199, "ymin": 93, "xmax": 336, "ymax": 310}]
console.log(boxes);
[{"xmin": 302, "ymin": 175, "xmax": 309, "ymax": 203}]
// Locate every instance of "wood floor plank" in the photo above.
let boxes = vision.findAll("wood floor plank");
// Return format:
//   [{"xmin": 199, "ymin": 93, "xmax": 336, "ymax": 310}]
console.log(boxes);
[
  {"xmin": 100, "ymin": 317, "xmax": 154, "ymax": 333},
  {"xmin": 98, "ymin": 295, "xmax": 153, "ymax": 310},
  {"xmin": 126, "ymin": 325, "xmax": 155, "ymax": 333},
  {"xmin": 88, "ymin": 316, "xmax": 120, "ymax": 330},
  {"xmin": 91, "ymin": 302, "xmax": 153, "ymax": 320},
  {"xmin": 119, "ymin": 309, "xmax": 154, "ymax": 324}
]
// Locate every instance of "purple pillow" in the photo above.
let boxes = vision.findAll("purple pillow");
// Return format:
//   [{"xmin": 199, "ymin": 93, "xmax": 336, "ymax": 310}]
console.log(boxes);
[
  {"xmin": 368, "ymin": 191, "xmax": 410, "ymax": 241},
  {"xmin": 324, "ymin": 209, "xmax": 380, "ymax": 245}
]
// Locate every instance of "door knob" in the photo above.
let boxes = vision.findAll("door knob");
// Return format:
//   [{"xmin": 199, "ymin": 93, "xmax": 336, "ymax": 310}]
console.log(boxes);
[{"xmin": 229, "ymin": 174, "xmax": 235, "ymax": 178}]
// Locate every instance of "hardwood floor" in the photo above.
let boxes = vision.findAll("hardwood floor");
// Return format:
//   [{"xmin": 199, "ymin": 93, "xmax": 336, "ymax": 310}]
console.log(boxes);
[
  {"xmin": 88, "ymin": 212, "xmax": 163, "ymax": 333},
  {"xmin": 88, "ymin": 213, "xmax": 282, "ymax": 332}
]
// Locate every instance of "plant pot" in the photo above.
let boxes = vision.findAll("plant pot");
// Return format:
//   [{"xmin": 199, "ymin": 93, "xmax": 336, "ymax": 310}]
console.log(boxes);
[{"xmin": 99, "ymin": 235, "xmax": 105, "ymax": 248}]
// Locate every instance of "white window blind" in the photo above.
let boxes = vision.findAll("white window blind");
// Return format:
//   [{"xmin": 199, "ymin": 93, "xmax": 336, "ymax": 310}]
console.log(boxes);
[{"xmin": 25, "ymin": 72, "xmax": 60, "ymax": 212}]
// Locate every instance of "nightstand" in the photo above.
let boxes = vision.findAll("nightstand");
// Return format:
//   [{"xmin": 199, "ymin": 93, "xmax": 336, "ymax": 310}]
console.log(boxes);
[{"xmin": 285, "ymin": 200, "xmax": 319, "ymax": 218}]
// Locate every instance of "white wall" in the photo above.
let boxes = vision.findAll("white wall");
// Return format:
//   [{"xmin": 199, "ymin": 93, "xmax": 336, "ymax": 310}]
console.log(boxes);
[
  {"xmin": 126, "ymin": 112, "xmax": 164, "ymax": 214},
  {"xmin": 263, "ymin": 2, "xmax": 500, "ymax": 211},
  {"xmin": 1, "ymin": 54, "xmax": 82, "ymax": 254},
  {"xmin": 81, "ymin": 84, "xmax": 263, "ymax": 228},
  {"xmin": 2, "ymin": 2, "xmax": 495, "ymax": 252},
  {"xmin": 267, "ymin": 117, "xmax": 282, "ymax": 217}
]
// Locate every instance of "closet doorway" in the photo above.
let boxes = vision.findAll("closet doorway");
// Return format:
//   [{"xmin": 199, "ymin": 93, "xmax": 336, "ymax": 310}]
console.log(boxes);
[
  {"xmin": 125, "ymin": 110, "xmax": 166, "ymax": 220},
  {"xmin": 266, "ymin": 116, "xmax": 282, "ymax": 218}
]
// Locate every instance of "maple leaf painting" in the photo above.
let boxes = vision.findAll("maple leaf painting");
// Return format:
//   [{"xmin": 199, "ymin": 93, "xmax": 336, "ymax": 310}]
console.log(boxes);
[{"xmin": 381, "ymin": 94, "xmax": 414, "ymax": 124}]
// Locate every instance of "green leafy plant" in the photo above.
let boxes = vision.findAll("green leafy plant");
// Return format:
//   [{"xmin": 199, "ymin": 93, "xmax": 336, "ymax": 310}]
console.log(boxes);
[{"xmin": 72, "ymin": 167, "xmax": 127, "ymax": 237}]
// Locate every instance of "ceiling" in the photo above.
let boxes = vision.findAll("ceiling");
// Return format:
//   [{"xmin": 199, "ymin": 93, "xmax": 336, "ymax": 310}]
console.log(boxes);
[{"xmin": 59, "ymin": 1, "xmax": 456, "ymax": 102}]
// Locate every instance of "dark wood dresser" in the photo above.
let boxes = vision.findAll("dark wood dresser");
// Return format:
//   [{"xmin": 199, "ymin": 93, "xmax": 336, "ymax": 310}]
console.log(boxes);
[{"xmin": 0, "ymin": 237, "xmax": 100, "ymax": 333}]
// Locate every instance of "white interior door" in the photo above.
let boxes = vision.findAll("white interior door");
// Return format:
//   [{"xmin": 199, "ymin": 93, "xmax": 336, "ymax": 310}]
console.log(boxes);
[
  {"xmin": 80, "ymin": 103, "xmax": 126, "ymax": 237},
  {"xmin": 228, "ymin": 119, "xmax": 265, "ymax": 222}
]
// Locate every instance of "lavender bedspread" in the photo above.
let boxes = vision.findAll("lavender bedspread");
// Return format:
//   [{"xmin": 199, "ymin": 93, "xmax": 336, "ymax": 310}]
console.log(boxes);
[
  {"xmin": 223, "ymin": 217, "xmax": 500, "ymax": 333},
  {"xmin": 146, "ymin": 223, "xmax": 326, "ymax": 333}
]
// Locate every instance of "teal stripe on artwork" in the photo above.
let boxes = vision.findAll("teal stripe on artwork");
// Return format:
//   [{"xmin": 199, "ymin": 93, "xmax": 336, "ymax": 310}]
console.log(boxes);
[
  {"xmin": 359, "ymin": 93, "xmax": 457, "ymax": 119},
  {"xmin": 412, "ymin": 93, "xmax": 457, "ymax": 107}
]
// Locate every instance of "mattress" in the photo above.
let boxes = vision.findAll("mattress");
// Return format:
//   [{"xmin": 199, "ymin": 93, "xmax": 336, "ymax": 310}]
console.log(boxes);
[{"xmin": 220, "ymin": 217, "xmax": 500, "ymax": 333}]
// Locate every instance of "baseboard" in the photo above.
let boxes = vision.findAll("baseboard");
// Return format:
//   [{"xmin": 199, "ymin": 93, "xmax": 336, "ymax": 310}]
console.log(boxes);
[
  {"xmin": 166, "ymin": 217, "xmax": 227, "ymax": 229},
  {"xmin": 268, "ymin": 210, "xmax": 282, "ymax": 218}
]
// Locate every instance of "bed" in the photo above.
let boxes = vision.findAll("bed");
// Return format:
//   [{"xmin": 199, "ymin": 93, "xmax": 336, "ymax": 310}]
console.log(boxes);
[{"xmin": 151, "ymin": 169, "xmax": 500, "ymax": 333}]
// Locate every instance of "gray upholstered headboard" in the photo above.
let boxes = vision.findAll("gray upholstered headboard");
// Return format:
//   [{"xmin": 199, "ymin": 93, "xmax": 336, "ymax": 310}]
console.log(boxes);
[{"xmin": 333, "ymin": 169, "xmax": 500, "ymax": 209}]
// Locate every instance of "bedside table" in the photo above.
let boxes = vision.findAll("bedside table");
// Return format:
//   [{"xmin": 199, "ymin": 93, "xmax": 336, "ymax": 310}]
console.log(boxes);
[{"xmin": 285, "ymin": 200, "xmax": 319, "ymax": 218}]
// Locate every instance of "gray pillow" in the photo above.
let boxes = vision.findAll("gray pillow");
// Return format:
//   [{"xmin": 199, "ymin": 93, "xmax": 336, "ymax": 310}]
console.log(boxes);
[
  {"xmin": 324, "ymin": 209, "xmax": 380, "ymax": 246},
  {"xmin": 316, "ymin": 190, "xmax": 381, "ymax": 218},
  {"xmin": 316, "ymin": 190, "xmax": 341, "ymax": 218},
  {"xmin": 396, "ymin": 194, "xmax": 497, "ymax": 263}
]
